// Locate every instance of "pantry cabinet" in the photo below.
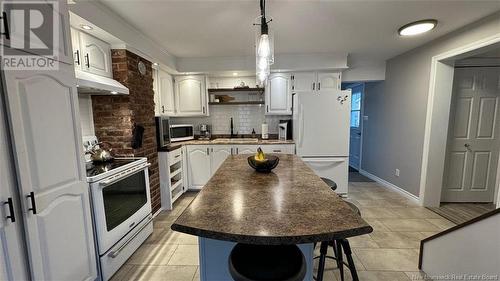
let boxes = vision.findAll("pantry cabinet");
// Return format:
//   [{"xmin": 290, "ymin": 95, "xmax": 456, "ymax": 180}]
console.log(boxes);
[
  {"xmin": 185, "ymin": 144, "xmax": 294, "ymax": 190},
  {"xmin": 175, "ymin": 75, "xmax": 209, "ymax": 116},
  {"xmin": 265, "ymin": 73, "xmax": 293, "ymax": 115},
  {"xmin": 1, "ymin": 51, "xmax": 97, "ymax": 280},
  {"xmin": 71, "ymin": 27, "xmax": 113, "ymax": 78}
]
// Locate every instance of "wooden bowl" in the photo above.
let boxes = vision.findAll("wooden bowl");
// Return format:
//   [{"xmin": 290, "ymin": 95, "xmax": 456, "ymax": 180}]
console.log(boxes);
[{"xmin": 247, "ymin": 155, "xmax": 279, "ymax": 173}]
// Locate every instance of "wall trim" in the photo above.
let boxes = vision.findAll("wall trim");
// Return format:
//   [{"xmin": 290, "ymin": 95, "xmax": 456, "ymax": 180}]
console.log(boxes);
[
  {"xmin": 419, "ymin": 33, "xmax": 500, "ymax": 207},
  {"xmin": 358, "ymin": 168, "xmax": 421, "ymax": 205}
]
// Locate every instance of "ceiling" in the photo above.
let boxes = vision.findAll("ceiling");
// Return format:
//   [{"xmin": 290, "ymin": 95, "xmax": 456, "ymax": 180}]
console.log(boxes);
[{"xmin": 98, "ymin": 0, "xmax": 500, "ymax": 61}]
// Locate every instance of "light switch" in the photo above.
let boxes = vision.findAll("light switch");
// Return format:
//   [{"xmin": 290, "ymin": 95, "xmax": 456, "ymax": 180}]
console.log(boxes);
[{"xmin": 363, "ymin": 116, "xmax": 368, "ymax": 121}]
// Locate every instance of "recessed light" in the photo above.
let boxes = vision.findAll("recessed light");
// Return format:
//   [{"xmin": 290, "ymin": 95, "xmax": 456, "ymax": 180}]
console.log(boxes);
[
  {"xmin": 81, "ymin": 24, "xmax": 93, "ymax": 30},
  {"xmin": 398, "ymin": 19, "xmax": 437, "ymax": 36},
  {"xmin": 110, "ymin": 91, "xmax": 118, "ymax": 95},
  {"xmin": 232, "ymin": 72, "xmax": 238, "ymax": 76},
  {"xmin": 153, "ymin": 62, "xmax": 159, "ymax": 66}
]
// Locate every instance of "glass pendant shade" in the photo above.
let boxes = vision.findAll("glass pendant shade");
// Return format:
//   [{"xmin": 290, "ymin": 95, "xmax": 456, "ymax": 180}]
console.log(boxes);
[{"xmin": 255, "ymin": 16, "xmax": 274, "ymax": 86}]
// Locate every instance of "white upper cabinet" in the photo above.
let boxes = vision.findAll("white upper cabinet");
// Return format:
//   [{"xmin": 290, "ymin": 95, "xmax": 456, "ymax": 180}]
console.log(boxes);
[
  {"xmin": 159, "ymin": 70, "xmax": 176, "ymax": 116},
  {"xmin": 292, "ymin": 72, "xmax": 316, "ymax": 94},
  {"xmin": 317, "ymin": 73, "xmax": 341, "ymax": 91},
  {"xmin": 1, "ymin": 0, "xmax": 73, "ymax": 64},
  {"xmin": 3, "ymin": 63, "xmax": 97, "ymax": 281},
  {"xmin": 291, "ymin": 72, "xmax": 341, "ymax": 94},
  {"xmin": 265, "ymin": 73, "xmax": 293, "ymax": 115},
  {"xmin": 175, "ymin": 75, "xmax": 208, "ymax": 116},
  {"xmin": 78, "ymin": 31, "xmax": 113, "ymax": 77}
]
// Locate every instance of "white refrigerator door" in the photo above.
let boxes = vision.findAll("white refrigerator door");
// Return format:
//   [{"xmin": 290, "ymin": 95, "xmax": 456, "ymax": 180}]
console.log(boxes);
[
  {"xmin": 293, "ymin": 90, "xmax": 351, "ymax": 157},
  {"xmin": 302, "ymin": 157, "xmax": 349, "ymax": 194}
]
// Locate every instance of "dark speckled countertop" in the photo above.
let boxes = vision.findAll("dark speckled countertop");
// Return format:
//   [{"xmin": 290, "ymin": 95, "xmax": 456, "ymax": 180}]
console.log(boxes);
[{"xmin": 171, "ymin": 154, "xmax": 372, "ymax": 245}]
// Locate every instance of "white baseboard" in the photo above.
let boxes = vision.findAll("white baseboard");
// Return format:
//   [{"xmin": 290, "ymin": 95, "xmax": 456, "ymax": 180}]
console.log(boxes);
[{"xmin": 358, "ymin": 169, "xmax": 421, "ymax": 205}]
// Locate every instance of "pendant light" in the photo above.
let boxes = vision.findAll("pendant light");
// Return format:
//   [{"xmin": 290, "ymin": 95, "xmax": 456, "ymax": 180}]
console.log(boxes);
[{"xmin": 254, "ymin": 0, "xmax": 274, "ymax": 86}]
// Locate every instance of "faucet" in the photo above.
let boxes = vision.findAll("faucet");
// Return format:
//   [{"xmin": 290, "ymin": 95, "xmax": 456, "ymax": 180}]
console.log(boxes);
[{"xmin": 230, "ymin": 117, "xmax": 237, "ymax": 138}]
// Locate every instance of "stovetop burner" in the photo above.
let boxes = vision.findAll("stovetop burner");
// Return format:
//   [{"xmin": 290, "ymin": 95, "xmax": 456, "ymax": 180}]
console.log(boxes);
[{"xmin": 86, "ymin": 158, "xmax": 138, "ymax": 178}]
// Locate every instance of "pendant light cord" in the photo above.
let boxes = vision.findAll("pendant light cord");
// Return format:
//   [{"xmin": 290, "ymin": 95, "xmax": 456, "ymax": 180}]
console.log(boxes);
[{"xmin": 260, "ymin": 0, "xmax": 268, "ymax": 34}]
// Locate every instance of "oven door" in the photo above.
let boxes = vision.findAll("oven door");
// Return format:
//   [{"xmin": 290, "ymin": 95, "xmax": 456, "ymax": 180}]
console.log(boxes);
[{"xmin": 91, "ymin": 164, "xmax": 152, "ymax": 255}]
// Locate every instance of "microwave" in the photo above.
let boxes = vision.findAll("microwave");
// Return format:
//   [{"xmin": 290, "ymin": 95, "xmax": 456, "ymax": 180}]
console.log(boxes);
[
  {"xmin": 155, "ymin": 117, "xmax": 194, "ymax": 147},
  {"xmin": 170, "ymin": 124, "xmax": 195, "ymax": 142}
]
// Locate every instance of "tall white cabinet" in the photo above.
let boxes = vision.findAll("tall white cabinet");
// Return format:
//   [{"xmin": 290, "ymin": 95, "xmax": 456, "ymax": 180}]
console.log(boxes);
[{"xmin": 0, "ymin": 5, "xmax": 97, "ymax": 281}]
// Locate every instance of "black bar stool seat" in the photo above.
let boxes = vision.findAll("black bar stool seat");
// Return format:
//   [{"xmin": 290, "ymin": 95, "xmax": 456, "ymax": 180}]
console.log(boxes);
[
  {"xmin": 229, "ymin": 243, "xmax": 307, "ymax": 281},
  {"xmin": 320, "ymin": 177, "xmax": 337, "ymax": 191}
]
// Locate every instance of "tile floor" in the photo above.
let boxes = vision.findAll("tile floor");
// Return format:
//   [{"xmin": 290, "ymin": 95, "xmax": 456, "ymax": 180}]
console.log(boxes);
[{"xmin": 111, "ymin": 182, "xmax": 456, "ymax": 281}]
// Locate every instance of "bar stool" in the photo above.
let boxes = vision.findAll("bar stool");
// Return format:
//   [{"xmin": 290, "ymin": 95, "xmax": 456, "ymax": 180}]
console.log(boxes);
[
  {"xmin": 229, "ymin": 243, "xmax": 307, "ymax": 281},
  {"xmin": 320, "ymin": 177, "xmax": 337, "ymax": 191},
  {"xmin": 315, "ymin": 178, "xmax": 361, "ymax": 281}
]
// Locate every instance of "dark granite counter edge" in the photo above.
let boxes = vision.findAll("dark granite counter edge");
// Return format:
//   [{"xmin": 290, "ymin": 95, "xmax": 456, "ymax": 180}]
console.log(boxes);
[{"xmin": 171, "ymin": 223, "xmax": 373, "ymax": 245}]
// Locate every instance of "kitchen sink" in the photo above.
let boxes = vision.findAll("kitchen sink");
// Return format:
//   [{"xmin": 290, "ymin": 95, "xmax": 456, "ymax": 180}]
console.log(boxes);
[{"xmin": 212, "ymin": 138, "xmax": 259, "ymax": 143}]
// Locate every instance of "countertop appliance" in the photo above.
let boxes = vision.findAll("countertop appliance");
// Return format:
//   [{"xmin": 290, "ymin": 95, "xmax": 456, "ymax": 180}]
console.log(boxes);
[
  {"xmin": 293, "ymin": 89, "xmax": 351, "ymax": 194},
  {"xmin": 170, "ymin": 124, "xmax": 194, "ymax": 142},
  {"xmin": 155, "ymin": 116, "xmax": 171, "ymax": 148},
  {"xmin": 199, "ymin": 124, "xmax": 211, "ymax": 140},
  {"xmin": 87, "ymin": 156, "xmax": 152, "ymax": 281},
  {"xmin": 279, "ymin": 119, "xmax": 293, "ymax": 140}
]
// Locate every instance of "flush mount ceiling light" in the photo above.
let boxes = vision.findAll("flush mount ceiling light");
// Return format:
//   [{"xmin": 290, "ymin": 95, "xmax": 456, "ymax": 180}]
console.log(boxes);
[
  {"xmin": 233, "ymin": 72, "xmax": 239, "ymax": 76},
  {"xmin": 398, "ymin": 19, "xmax": 437, "ymax": 36},
  {"xmin": 254, "ymin": 0, "xmax": 274, "ymax": 85},
  {"xmin": 81, "ymin": 24, "xmax": 93, "ymax": 30}
]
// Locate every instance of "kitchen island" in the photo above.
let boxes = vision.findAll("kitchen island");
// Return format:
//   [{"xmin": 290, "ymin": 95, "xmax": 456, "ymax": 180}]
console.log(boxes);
[{"xmin": 172, "ymin": 154, "xmax": 372, "ymax": 280}]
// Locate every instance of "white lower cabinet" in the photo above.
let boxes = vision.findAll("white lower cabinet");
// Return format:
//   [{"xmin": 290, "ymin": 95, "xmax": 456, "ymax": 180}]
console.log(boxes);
[
  {"xmin": 210, "ymin": 146, "xmax": 233, "ymax": 174},
  {"xmin": 159, "ymin": 148, "xmax": 186, "ymax": 210},
  {"xmin": 186, "ymin": 144, "xmax": 294, "ymax": 190},
  {"xmin": 186, "ymin": 145, "xmax": 212, "ymax": 190}
]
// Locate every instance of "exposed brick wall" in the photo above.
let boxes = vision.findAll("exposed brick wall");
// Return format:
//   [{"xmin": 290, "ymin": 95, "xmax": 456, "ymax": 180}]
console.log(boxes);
[{"xmin": 92, "ymin": 49, "xmax": 161, "ymax": 213}]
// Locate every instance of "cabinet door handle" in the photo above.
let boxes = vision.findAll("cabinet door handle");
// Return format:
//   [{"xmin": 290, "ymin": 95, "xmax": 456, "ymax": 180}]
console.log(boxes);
[
  {"xmin": 74, "ymin": 50, "xmax": 80, "ymax": 65},
  {"xmin": 236, "ymin": 148, "xmax": 239, "ymax": 154},
  {"xmin": 162, "ymin": 105, "xmax": 165, "ymax": 113},
  {"xmin": 27, "ymin": 192, "xmax": 37, "ymax": 214},
  {"xmin": 318, "ymin": 82, "xmax": 321, "ymax": 91},
  {"xmin": 312, "ymin": 82, "xmax": 315, "ymax": 91},
  {"xmin": 266, "ymin": 105, "xmax": 269, "ymax": 112},
  {"xmin": 202, "ymin": 106, "xmax": 205, "ymax": 114},
  {"xmin": 207, "ymin": 148, "xmax": 209, "ymax": 155},
  {"xmin": 4, "ymin": 198, "xmax": 15, "ymax": 223},
  {"xmin": 1, "ymin": 12, "xmax": 10, "ymax": 40},
  {"xmin": 85, "ymin": 53, "xmax": 90, "ymax": 68},
  {"xmin": 273, "ymin": 150, "xmax": 282, "ymax": 152}
]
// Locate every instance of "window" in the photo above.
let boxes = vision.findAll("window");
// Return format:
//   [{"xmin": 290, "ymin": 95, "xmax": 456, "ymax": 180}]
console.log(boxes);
[{"xmin": 350, "ymin": 89, "xmax": 361, "ymax": 128}]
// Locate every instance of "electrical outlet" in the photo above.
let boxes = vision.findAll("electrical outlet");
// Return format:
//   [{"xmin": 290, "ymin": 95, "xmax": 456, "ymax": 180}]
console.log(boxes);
[{"xmin": 395, "ymin": 169, "xmax": 400, "ymax": 177}]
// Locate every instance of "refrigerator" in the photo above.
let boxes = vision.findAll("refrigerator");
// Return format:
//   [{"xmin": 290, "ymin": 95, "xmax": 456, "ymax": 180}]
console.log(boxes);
[{"xmin": 293, "ymin": 89, "xmax": 351, "ymax": 194}]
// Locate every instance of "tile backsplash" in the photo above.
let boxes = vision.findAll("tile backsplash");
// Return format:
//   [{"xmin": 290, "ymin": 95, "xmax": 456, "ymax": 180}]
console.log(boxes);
[{"xmin": 171, "ymin": 105, "xmax": 289, "ymax": 135}]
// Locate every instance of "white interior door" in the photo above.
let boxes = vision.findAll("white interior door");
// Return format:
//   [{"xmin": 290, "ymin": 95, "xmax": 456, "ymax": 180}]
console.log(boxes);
[
  {"xmin": 3, "ymin": 63, "xmax": 97, "ymax": 280},
  {"xmin": 443, "ymin": 67, "xmax": 500, "ymax": 202},
  {"xmin": 0, "ymin": 84, "xmax": 29, "ymax": 281},
  {"xmin": 349, "ymin": 85, "xmax": 363, "ymax": 169}
]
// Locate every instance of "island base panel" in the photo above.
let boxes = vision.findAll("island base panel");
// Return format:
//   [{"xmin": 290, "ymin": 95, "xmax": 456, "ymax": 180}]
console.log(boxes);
[{"xmin": 198, "ymin": 237, "xmax": 314, "ymax": 281}]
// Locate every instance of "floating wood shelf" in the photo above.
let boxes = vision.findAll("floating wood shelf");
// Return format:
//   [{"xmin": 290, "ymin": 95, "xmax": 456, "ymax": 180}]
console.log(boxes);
[
  {"xmin": 208, "ymin": 88, "xmax": 264, "ymax": 93},
  {"xmin": 208, "ymin": 101, "xmax": 264, "ymax": 105}
]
